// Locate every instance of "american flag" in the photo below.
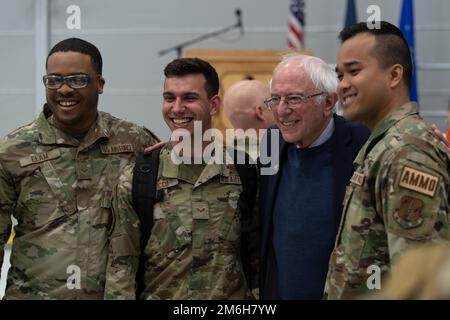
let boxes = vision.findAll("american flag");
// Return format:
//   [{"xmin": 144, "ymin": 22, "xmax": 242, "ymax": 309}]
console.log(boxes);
[{"xmin": 288, "ymin": 0, "xmax": 305, "ymax": 49}]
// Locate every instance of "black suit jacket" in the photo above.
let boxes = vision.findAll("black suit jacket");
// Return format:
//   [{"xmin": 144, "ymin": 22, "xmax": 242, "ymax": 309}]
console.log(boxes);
[{"xmin": 259, "ymin": 114, "xmax": 370, "ymax": 299}]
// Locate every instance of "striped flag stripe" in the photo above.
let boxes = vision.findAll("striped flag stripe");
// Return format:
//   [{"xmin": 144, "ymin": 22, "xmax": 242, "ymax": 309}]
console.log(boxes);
[{"xmin": 287, "ymin": 0, "xmax": 305, "ymax": 49}]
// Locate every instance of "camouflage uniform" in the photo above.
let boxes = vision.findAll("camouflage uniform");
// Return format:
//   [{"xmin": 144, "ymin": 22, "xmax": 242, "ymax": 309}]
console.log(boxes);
[
  {"xmin": 325, "ymin": 102, "xmax": 450, "ymax": 300},
  {"xmin": 0, "ymin": 107, "xmax": 158, "ymax": 300},
  {"xmin": 365, "ymin": 244, "xmax": 450, "ymax": 300},
  {"xmin": 106, "ymin": 143, "xmax": 259, "ymax": 300}
]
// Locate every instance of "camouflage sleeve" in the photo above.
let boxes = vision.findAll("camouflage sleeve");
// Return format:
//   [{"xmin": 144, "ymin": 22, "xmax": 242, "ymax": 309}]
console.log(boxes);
[
  {"xmin": 377, "ymin": 147, "xmax": 450, "ymax": 265},
  {"xmin": 104, "ymin": 164, "xmax": 141, "ymax": 300},
  {"xmin": 0, "ymin": 161, "xmax": 14, "ymax": 269},
  {"xmin": 138, "ymin": 126, "xmax": 160, "ymax": 151}
]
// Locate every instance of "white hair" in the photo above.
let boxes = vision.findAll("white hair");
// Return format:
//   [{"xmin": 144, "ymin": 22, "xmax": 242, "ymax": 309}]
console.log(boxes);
[{"xmin": 272, "ymin": 53, "xmax": 338, "ymax": 105}]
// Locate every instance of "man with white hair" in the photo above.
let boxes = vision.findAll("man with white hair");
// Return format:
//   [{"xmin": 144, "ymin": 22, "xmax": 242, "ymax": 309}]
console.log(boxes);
[
  {"xmin": 223, "ymin": 80, "xmax": 275, "ymax": 160},
  {"xmin": 259, "ymin": 54, "xmax": 370, "ymax": 299}
]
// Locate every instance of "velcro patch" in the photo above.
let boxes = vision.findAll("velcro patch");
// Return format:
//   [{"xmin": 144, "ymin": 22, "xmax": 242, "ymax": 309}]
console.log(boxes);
[
  {"xmin": 192, "ymin": 202, "xmax": 210, "ymax": 219},
  {"xmin": 100, "ymin": 144, "xmax": 134, "ymax": 154},
  {"xmin": 157, "ymin": 179, "xmax": 171, "ymax": 189},
  {"xmin": 350, "ymin": 172, "xmax": 365, "ymax": 186},
  {"xmin": 394, "ymin": 195, "xmax": 424, "ymax": 229},
  {"xmin": 398, "ymin": 166, "xmax": 439, "ymax": 197},
  {"xmin": 220, "ymin": 175, "xmax": 241, "ymax": 184},
  {"xmin": 19, "ymin": 149, "xmax": 61, "ymax": 167}
]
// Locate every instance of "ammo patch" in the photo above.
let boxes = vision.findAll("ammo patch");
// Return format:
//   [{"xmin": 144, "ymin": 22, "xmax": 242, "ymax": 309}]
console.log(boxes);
[
  {"xmin": 19, "ymin": 149, "xmax": 61, "ymax": 167},
  {"xmin": 394, "ymin": 195, "xmax": 424, "ymax": 229},
  {"xmin": 100, "ymin": 144, "xmax": 134, "ymax": 154},
  {"xmin": 399, "ymin": 166, "xmax": 439, "ymax": 197},
  {"xmin": 350, "ymin": 172, "xmax": 365, "ymax": 186}
]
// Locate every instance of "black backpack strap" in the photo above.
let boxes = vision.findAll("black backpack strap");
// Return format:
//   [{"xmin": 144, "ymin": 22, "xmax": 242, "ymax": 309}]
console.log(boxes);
[
  {"xmin": 132, "ymin": 147, "xmax": 162, "ymax": 298},
  {"xmin": 233, "ymin": 149, "xmax": 259, "ymax": 291}
]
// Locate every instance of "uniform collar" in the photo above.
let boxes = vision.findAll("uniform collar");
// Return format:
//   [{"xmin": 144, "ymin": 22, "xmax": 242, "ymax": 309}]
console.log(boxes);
[
  {"xmin": 354, "ymin": 102, "xmax": 418, "ymax": 166},
  {"xmin": 159, "ymin": 143, "xmax": 232, "ymax": 185},
  {"xmin": 36, "ymin": 104, "xmax": 110, "ymax": 149}
]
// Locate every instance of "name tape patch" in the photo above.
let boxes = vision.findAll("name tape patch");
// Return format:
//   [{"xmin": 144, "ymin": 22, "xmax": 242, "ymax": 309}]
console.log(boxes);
[
  {"xmin": 100, "ymin": 144, "xmax": 134, "ymax": 154},
  {"xmin": 398, "ymin": 166, "xmax": 439, "ymax": 197},
  {"xmin": 220, "ymin": 175, "xmax": 241, "ymax": 184},
  {"xmin": 19, "ymin": 149, "xmax": 61, "ymax": 167},
  {"xmin": 350, "ymin": 172, "xmax": 365, "ymax": 186}
]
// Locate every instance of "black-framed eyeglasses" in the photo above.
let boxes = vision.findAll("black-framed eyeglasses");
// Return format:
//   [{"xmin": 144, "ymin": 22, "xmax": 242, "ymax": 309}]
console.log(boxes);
[
  {"xmin": 43, "ymin": 73, "xmax": 97, "ymax": 90},
  {"xmin": 264, "ymin": 92, "xmax": 326, "ymax": 110}
]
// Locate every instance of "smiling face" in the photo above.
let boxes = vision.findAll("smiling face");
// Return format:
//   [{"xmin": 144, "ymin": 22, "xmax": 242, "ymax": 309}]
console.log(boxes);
[
  {"xmin": 45, "ymin": 51, "xmax": 104, "ymax": 135},
  {"xmin": 162, "ymin": 73, "xmax": 219, "ymax": 138},
  {"xmin": 270, "ymin": 61, "xmax": 334, "ymax": 148},
  {"xmin": 336, "ymin": 33, "xmax": 393, "ymax": 128}
]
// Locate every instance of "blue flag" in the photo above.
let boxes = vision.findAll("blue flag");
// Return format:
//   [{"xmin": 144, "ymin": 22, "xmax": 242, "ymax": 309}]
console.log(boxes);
[
  {"xmin": 345, "ymin": 0, "xmax": 357, "ymax": 27},
  {"xmin": 400, "ymin": 0, "xmax": 418, "ymax": 102}
]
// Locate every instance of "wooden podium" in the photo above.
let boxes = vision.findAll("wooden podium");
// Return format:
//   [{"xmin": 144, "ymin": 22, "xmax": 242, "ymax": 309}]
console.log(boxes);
[{"xmin": 184, "ymin": 48, "xmax": 312, "ymax": 135}]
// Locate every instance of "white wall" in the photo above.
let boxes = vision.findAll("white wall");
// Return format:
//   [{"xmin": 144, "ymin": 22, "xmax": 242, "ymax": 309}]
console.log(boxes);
[{"xmin": 0, "ymin": 0, "xmax": 449, "ymax": 139}]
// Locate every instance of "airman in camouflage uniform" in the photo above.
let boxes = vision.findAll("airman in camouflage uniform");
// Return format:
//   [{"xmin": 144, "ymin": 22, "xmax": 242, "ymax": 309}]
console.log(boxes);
[
  {"xmin": 325, "ymin": 103, "xmax": 450, "ymax": 299},
  {"xmin": 105, "ymin": 57, "xmax": 259, "ymax": 300},
  {"xmin": 325, "ymin": 22, "xmax": 450, "ymax": 299},
  {"xmin": 106, "ymin": 144, "xmax": 258, "ymax": 300},
  {"xmin": 0, "ymin": 38, "xmax": 158, "ymax": 299}
]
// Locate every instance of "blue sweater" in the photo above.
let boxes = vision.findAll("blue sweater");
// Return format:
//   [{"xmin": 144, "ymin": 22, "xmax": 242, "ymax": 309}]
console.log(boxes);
[{"xmin": 272, "ymin": 134, "xmax": 340, "ymax": 299}]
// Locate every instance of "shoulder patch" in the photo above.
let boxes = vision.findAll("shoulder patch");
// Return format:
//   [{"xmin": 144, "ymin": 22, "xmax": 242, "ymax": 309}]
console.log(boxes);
[
  {"xmin": 19, "ymin": 149, "xmax": 61, "ymax": 167},
  {"xmin": 394, "ymin": 195, "xmax": 424, "ymax": 229},
  {"xmin": 398, "ymin": 166, "xmax": 439, "ymax": 197},
  {"xmin": 350, "ymin": 172, "xmax": 365, "ymax": 186},
  {"xmin": 100, "ymin": 144, "xmax": 134, "ymax": 154}
]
